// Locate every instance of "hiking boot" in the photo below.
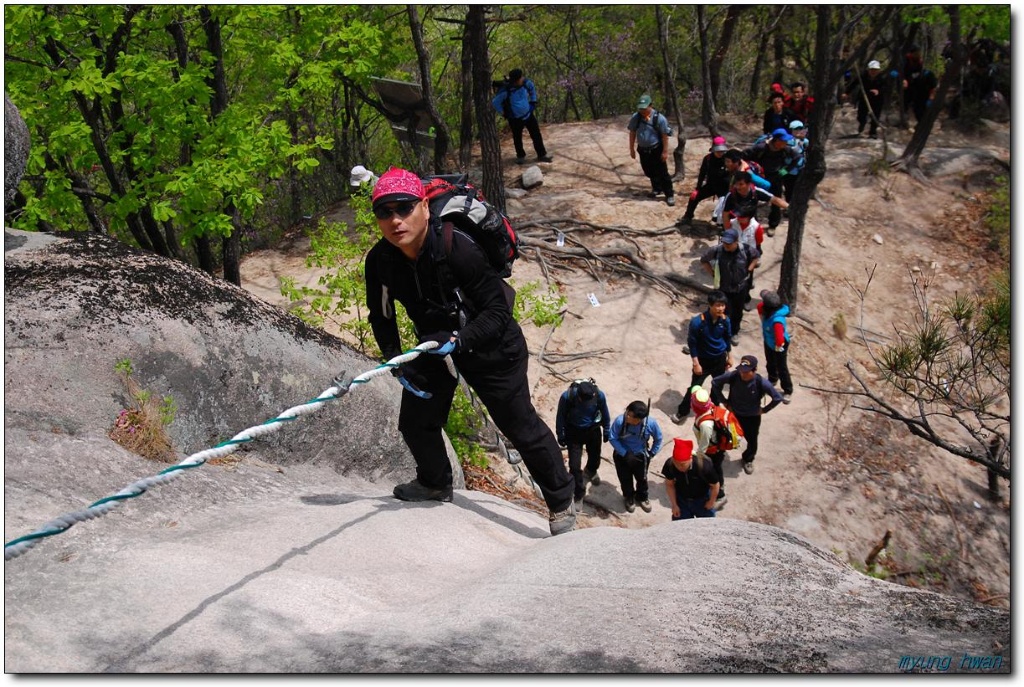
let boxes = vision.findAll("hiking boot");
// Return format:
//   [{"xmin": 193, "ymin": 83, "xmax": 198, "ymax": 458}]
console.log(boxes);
[
  {"xmin": 677, "ymin": 216, "xmax": 693, "ymax": 227},
  {"xmin": 624, "ymin": 496, "xmax": 636, "ymax": 513},
  {"xmin": 783, "ymin": 393, "xmax": 792, "ymax": 404},
  {"xmin": 666, "ymin": 196, "xmax": 676, "ymax": 207},
  {"xmin": 639, "ymin": 498, "xmax": 653, "ymax": 513},
  {"xmin": 537, "ymin": 154, "xmax": 553, "ymax": 163},
  {"xmin": 584, "ymin": 470, "xmax": 601, "ymax": 486},
  {"xmin": 742, "ymin": 461, "xmax": 755, "ymax": 475},
  {"xmin": 393, "ymin": 479, "xmax": 454, "ymax": 502},
  {"xmin": 515, "ymin": 156, "xmax": 526, "ymax": 165},
  {"xmin": 681, "ymin": 345, "xmax": 690, "ymax": 355},
  {"xmin": 549, "ymin": 499, "xmax": 577, "ymax": 536},
  {"xmin": 765, "ymin": 226, "xmax": 776, "ymax": 237},
  {"xmin": 669, "ymin": 412, "xmax": 688, "ymax": 425},
  {"xmin": 574, "ymin": 496, "xmax": 584, "ymax": 511},
  {"xmin": 730, "ymin": 336, "xmax": 740, "ymax": 347},
  {"xmin": 646, "ymin": 191, "xmax": 660, "ymax": 198},
  {"xmin": 715, "ymin": 494, "xmax": 728, "ymax": 509},
  {"xmin": 744, "ymin": 301, "xmax": 755, "ymax": 311}
]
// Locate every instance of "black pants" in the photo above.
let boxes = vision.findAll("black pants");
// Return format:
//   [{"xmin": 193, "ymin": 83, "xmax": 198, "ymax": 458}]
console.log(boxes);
[
  {"xmin": 676, "ymin": 352, "xmax": 728, "ymax": 415},
  {"xmin": 638, "ymin": 144, "xmax": 674, "ymax": 198},
  {"xmin": 509, "ymin": 113, "xmax": 547, "ymax": 159},
  {"xmin": 710, "ymin": 451, "xmax": 726, "ymax": 497},
  {"xmin": 736, "ymin": 413, "xmax": 762, "ymax": 463},
  {"xmin": 782, "ymin": 175, "xmax": 797, "ymax": 203},
  {"xmin": 682, "ymin": 184, "xmax": 728, "ymax": 220},
  {"xmin": 613, "ymin": 451, "xmax": 650, "ymax": 502},
  {"xmin": 566, "ymin": 424, "xmax": 602, "ymax": 500},
  {"xmin": 764, "ymin": 340, "xmax": 793, "ymax": 395},
  {"xmin": 723, "ymin": 289, "xmax": 748, "ymax": 336},
  {"xmin": 857, "ymin": 98, "xmax": 883, "ymax": 135},
  {"xmin": 397, "ymin": 334, "xmax": 572, "ymax": 511}
]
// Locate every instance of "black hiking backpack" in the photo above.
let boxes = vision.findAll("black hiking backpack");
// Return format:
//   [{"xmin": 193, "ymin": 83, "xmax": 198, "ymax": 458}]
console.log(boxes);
[{"xmin": 423, "ymin": 174, "xmax": 520, "ymax": 279}]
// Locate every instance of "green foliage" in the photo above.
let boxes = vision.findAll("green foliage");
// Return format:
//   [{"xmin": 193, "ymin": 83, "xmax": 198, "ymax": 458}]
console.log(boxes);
[
  {"xmin": 983, "ymin": 176, "xmax": 1009, "ymax": 256},
  {"xmin": 447, "ymin": 385, "xmax": 489, "ymax": 469},
  {"xmin": 511, "ymin": 280, "xmax": 567, "ymax": 328}
]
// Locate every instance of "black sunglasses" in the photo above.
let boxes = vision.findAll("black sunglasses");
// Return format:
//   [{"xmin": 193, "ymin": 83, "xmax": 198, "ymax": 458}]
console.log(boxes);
[{"xmin": 373, "ymin": 201, "xmax": 418, "ymax": 220}]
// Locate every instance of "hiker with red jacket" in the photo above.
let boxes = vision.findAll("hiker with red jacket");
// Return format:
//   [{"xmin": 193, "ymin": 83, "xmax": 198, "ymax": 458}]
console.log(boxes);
[
  {"xmin": 364, "ymin": 167, "xmax": 576, "ymax": 536},
  {"xmin": 785, "ymin": 82, "xmax": 815, "ymax": 121},
  {"xmin": 663, "ymin": 438, "xmax": 720, "ymax": 520},
  {"xmin": 671, "ymin": 290, "xmax": 732, "ymax": 424},
  {"xmin": 711, "ymin": 355, "xmax": 783, "ymax": 475}
]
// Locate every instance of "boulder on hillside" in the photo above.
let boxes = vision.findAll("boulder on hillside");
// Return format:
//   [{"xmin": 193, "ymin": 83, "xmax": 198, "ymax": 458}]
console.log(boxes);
[{"xmin": 3, "ymin": 229, "xmax": 466, "ymax": 543}]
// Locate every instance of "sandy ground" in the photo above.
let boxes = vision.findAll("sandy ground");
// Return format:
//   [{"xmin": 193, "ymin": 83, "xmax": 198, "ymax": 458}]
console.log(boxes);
[{"xmin": 240, "ymin": 109, "xmax": 1010, "ymax": 607}]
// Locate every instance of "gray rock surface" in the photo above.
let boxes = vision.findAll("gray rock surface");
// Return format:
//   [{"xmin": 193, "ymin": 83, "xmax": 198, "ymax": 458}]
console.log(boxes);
[
  {"xmin": 5, "ymin": 93, "xmax": 31, "ymax": 204},
  {"xmin": 3, "ymin": 229, "xmax": 1009, "ymax": 673}
]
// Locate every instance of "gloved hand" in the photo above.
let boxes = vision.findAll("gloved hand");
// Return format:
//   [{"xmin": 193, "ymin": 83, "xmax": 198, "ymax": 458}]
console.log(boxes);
[
  {"xmin": 602, "ymin": 429, "xmax": 610, "ymax": 443},
  {"xmin": 778, "ymin": 168, "xmax": 788, "ymax": 177},
  {"xmin": 391, "ymin": 364, "xmax": 431, "ymax": 399},
  {"xmin": 689, "ymin": 189, "xmax": 699, "ymax": 201},
  {"xmin": 420, "ymin": 331, "xmax": 458, "ymax": 355},
  {"xmin": 557, "ymin": 436, "xmax": 567, "ymax": 448}
]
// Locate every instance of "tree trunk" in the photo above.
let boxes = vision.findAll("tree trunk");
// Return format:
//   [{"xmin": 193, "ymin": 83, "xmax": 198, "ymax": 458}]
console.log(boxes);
[
  {"xmin": 467, "ymin": 6, "xmax": 504, "ymax": 213},
  {"xmin": 893, "ymin": 6, "xmax": 963, "ymax": 180},
  {"xmin": 779, "ymin": 5, "xmax": 895, "ymax": 310},
  {"xmin": 408, "ymin": 5, "xmax": 452, "ymax": 175},
  {"xmin": 202, "ymin": 5, "xmax": 242, "ymax": 286},
  {"xmin": 656, "ymin": 7, "xmax": 687, "ymax": 180},
  {"xmin": 708, "ymin": 5, "xmax": 747, "ymax": 104},
  {"xmin": 696, "ymin": 6, "xmax": 720, "ymax": 134},
  {"xmin": 458, "ymin": 22, "xmax": 475, "ymax": 170},
  {"xmin": 772, "ymin": 25, "xmax": 785, "ymax": 84}
]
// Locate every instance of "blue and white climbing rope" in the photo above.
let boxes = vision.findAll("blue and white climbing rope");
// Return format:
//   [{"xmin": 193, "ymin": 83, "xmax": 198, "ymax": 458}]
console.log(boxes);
[{"xmin": 4, "ymin": 342, "xmax": 450, "ymax": 562}]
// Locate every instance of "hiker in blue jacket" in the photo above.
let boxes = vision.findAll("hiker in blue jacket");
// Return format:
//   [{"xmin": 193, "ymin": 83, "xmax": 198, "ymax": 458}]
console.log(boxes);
[
  {"xmin": 555, "ymin": 379, "xmax": 611, "ymax": 506},
  {"xmin": 671, "ymin": 290, "xmax": 732, "ymax": 424},
  {"xmin": 491, "ymin": 68, "xmax": 552, "ymax": 165},
  {"xmin": 609, "ymin": 400, "xmax": 663, "ymax": 514}
]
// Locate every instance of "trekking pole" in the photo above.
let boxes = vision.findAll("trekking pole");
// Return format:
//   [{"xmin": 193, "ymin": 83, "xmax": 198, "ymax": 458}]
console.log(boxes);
[{"xmin": 4, "ymin": 342, "xmax": 447, "ymax": 562}]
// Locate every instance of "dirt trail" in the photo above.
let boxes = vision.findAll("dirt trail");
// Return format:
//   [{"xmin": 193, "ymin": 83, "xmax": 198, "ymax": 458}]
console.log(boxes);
[{"xmin": 240, "ymin": 110, "xmax": 1010, "ymax": 606}]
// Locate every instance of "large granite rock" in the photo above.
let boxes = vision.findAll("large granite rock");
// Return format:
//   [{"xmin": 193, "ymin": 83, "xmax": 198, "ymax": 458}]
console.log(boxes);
[{"xmin": 3, "ymin": 229, "xmax": 1009, "ymax": 674}]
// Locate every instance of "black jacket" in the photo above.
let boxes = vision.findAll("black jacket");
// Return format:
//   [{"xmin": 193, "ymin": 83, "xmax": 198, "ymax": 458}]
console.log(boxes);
[
  {"xmin": 365, "ymin": 220, "xmax": 518, "ymax": 361},
  {"xmin": 696, "ymin": 153, "xmax": 731, "ymax": 194}
]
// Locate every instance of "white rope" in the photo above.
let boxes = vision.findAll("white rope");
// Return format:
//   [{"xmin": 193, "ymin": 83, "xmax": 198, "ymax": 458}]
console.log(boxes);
[{"xmin": 4, "ymin": 342, "xmax": 444, "ymax": 561}]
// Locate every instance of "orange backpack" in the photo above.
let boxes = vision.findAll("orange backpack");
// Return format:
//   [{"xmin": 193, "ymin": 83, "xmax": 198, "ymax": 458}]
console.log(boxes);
[{"xmin": 695, "ymin": 406, "xmax": 745, "ymax": 453}]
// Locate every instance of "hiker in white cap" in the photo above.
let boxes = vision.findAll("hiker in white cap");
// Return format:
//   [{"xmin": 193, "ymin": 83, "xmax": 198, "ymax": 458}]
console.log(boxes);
[{"xmin": 842, "ymin": 59, "xmax": 889, "ymax": 138}]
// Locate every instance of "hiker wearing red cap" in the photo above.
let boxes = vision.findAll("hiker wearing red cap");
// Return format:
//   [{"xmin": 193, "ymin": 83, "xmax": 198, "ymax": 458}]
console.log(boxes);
[
  {"xmin": 365, "ymin": 167, "xmax": 576, "ymax": 536},
  {"xmin": 663, "ymin": 438, "xmax": 720, "ymax": 520},
  {"xmin": 678, "ymin": 136, "xmax": 731, "ymax": 227}
]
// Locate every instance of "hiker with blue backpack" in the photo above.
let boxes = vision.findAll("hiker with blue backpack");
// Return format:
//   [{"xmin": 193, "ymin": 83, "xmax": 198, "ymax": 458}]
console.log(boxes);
[
  {"xmin": 555, "ymin": 378, "xmax": 611, "ymax": 508},
  {"xmin": 491, "ymin": 68, "xmax": 553, "ymax": 165},
  {"xmin": 364, "ymin": 166, "xmax": 576, "ymax": 536},
  {"xmin": 609, "ymin": 400, "xmax": 663, "ymax": 514},
  {"xmin": 757, "ymin": 289, "xmax": 794, "ymax": 404}
]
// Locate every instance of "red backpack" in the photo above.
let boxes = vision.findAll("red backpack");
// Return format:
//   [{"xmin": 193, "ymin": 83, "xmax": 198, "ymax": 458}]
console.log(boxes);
[{"xmin": 694, "ymin": 405, "xmax": 745, "ymax": 453}]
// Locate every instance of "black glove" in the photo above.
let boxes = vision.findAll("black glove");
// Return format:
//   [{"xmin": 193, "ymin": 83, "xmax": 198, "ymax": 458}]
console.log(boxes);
[
  {"xmin": 420, "ymin": 331, "xmax": 458, "ymax": 355},
  {"xmin": 391, "ymin": 363, "xmax": 431, "ymax": 399},
  {"xmin": 602, "ymin": 429, "xmax": 610, "ymax": 443},
  {"xmin": 557, "ymin": 436, "xmax": 567, "ymax": 448}
]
